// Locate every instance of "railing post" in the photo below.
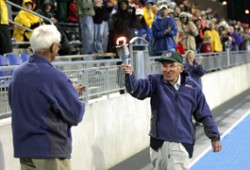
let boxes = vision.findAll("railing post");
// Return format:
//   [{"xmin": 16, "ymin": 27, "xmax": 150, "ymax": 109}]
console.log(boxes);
[
  {"xmin": 129, "ymin": 37, "xmax": 149, "ymax": 79},
  {"xmin": 226, "ymin": 47, "xmax": 230, "ymax": 67}
]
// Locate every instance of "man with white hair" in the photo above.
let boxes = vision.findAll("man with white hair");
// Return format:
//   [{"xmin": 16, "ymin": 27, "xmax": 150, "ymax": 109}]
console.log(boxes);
[{"xmin": 8, "ymin": 25, "xmax": 86, "ymax": 170}]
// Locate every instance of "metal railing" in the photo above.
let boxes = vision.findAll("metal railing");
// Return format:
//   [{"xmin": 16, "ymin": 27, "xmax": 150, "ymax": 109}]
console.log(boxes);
[{"xmin": 1, "ymin": 50, "xmax": 250, "ymax": 119}]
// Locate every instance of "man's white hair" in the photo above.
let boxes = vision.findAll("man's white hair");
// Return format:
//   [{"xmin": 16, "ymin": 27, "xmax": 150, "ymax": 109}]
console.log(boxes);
[
  {"xmin": 30, "ymin": 25, "xmax": 61, "ymax": 52},
  {"xmin": 185, "ymin": 50, "xmax": 195, "ymax": 58}
]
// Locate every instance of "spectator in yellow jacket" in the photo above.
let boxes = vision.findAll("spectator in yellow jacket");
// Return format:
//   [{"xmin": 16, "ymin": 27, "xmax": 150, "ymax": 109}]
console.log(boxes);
[
  {"xmin": 13, "ymin": 0, "xmax": 42, "ymax": 42},
  {"xmin": 142, "ymin": 0, "xmax": 155, "ymax": 28},
  {"xmin": 203, "ymin": 22, "xmax": 222, "ymax": 52},
  {"xmin": 0, "ymin": 0, "xmax": 13, "ymax": 54}
]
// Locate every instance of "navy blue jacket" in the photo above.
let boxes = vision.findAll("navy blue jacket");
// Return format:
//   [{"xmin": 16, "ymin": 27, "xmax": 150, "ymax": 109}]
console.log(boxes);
[
  {"xmin": 126, "ymin": 72, "xmax": 220, "ymax": 145},
  {"xmin": 151, "ymin": 15, "xmax": 177, "ymax": 55},
  {"xmin": 8, "ymin": 54, "xmax": 85, "ymax": 158}
]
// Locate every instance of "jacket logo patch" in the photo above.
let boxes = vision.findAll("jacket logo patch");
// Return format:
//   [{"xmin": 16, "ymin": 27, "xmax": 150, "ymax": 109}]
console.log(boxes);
[
  {"xmin": 166, "ymin": 52, "xmax": 172, "ymax": 57},
  {"xmin": 185, "ymin": 84, "xmax": 194, "ymax": 89}
]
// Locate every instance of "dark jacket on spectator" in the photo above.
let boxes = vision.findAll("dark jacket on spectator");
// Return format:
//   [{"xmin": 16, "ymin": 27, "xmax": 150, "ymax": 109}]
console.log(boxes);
[
  {"xmin": 112, "ymin": 0, "xmax": 136, "ymax": 41},
  {"xmin": 36, "ymin": 0, "xmax": 56, "ymax": 23},
  {"xmin": 93, "ymin": 3, "xmax": 113, "ymax": 24}
]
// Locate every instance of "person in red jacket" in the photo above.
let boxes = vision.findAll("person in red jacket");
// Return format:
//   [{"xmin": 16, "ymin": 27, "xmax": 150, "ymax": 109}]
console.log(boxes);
[{"xmin": 68, "ymin": 0, "xmax": 79, "ymax": 22}]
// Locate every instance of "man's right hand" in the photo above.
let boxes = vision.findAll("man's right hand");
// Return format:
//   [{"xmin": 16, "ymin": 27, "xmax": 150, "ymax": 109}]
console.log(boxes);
[{"xmin": 121, "ymin": 64, "xmax": 133, "ymax": 76}]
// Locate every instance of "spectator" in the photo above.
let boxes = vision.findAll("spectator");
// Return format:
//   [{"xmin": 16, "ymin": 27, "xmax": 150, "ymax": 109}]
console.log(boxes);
[
  {"xmin": 200, "ymin": 10, "xmax": 206, "ymax": 29},
  {"xmin": 76, "ymin": 0, "xmax": 95, "ymax": 54},
  {"xmin": 8, "ymin": 25, "xmax": 85, "ymax": 170},
  {"xmin": 200, "ymin": 33, "xmax": 212, "ymax": 53},
  {"xmin": 203, "ymin": 22, "xmax": 222, "ymax": 52},
  {"xmin": 184, "ymin": 50, "xmax": 206, "ymax": 126},
  {"xmin": 134, "ymin": 8, "xmax": 152, "ymax": 44},
  {"xmin": 142, "ymin": 0, "xmax": 154, "ymax": 28},
  {"xmin": 12, "ymin": 0, "xmax": 42, "ymax": 42},
  {"xmin": 241, "ymin": 26, "xmax": 250, "ymax": 51},
  {"xmin": 174, "ymin": 17, "xmax": 185, "ymax": 54},
  {"xmin": 36, "ymin": 0, "xmax": 75, "ymax": 55},
  {"xmin": 167, "ymin": 8, "xmax": 175, "ymax": 18},
  {"xmin": 182, "ymin": 0, "xmax": 192, "ymax": 13},
  {"xmin": 173, "ymin": 5, "xmax": 181, "ymax": 18},
  {"xmin": 112, "ymin": 0, "xmax": 136, "ymax": 48},
  {"xmin": 184, "ymin": 50, "xmax": 206, "ymax": 87},
  {"xmin": 93, "ymin": 0, "xmax": 114, "ymax": 53},
  {"xmin": 55, "ymin": 0, "xmax": 71, "ymax": 22},
  {"xmin": 130, "ymin": 0, "xmax": 143, "ymax": 9},
  {"xmin": 151, "ymin": 4, "xmax": 177, "ymax": 55},
  {"xmin": 35, "ymin": 0, "xmax": 56, "ymax": 21},
  {"xmin": 151, "ymin": 4, "xmax": 159, "ymax": 16},
  {"xmin": 0, "ymin": 0, "xmax": 13, "ymax": 55},
  {"xmin": 68, "ymin": 0, "xmax": 79, "ymax": 23},
  {"xmin": 179, "ymin": 12, "xmax": 198, "ymax": 51},
  {"xmin": 235, "ymin": 26, "xmax": 244, "ymax": 50},
  {"xmin": 219, "ymin": 25, "xmax": 232, "ymax": 51},
  {"xmin": 121, "ymin": 50, "xmax": 222, "ymax": 170},
  {"xmin": 193, "ymin": 17, "xmax": 203, "ymax": 53}
]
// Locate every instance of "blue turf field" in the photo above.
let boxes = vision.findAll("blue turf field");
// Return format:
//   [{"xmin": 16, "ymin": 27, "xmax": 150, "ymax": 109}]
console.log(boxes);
[{"xmin": 190, "ymin": 113, "xmax": 250, "ymax": 170}]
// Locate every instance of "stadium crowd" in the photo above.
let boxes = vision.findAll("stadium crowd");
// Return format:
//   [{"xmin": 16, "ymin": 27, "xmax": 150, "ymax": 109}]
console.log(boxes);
[{"xmin": 1, "ymin": 0, "xmax": 250, "ymax": 55}]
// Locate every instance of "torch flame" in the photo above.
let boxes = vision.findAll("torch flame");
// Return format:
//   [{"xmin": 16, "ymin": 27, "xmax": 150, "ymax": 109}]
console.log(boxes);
[{"xmin": 116, "ymin": 36, "xmax": 127, "ymax": 46}]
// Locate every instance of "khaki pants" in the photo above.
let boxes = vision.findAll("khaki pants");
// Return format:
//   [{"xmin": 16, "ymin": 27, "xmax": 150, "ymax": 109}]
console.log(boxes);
[
  {"xmin": 20, "ymin": 158, "xmax": 71, "ymax": 170},
  {"xmin": 150, "ymin": 142, "xmax": 190, "ymax": 170}
]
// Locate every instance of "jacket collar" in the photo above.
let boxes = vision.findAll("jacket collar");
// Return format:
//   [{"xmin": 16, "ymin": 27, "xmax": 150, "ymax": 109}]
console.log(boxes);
[{"xmin": 29, "ymin": 54, "xmax": 53, "ymax": 67}]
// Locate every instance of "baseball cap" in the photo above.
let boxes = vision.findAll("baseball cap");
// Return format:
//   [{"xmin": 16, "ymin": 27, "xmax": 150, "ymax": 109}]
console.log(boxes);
[
  {"xmin": 159, "ymin": 4, "xmax": 168, "ymax": 10},
  {"xmin": 156, "ymin": 50, "xmax": 183, "ymax": 63}
]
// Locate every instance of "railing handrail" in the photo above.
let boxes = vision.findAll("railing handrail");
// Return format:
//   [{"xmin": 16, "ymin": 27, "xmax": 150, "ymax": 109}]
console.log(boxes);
[{"xmin": 8, "ymin": 20, "xmax": 33, "ymax": 32}]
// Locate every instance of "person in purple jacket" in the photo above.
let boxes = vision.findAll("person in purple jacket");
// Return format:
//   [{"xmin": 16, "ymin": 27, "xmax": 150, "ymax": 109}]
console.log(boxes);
[
  {"xmin": 8, "ymin": 25, "xmax": 85, "ymax": 170},
  {"xmin": 122, "ymin": 50, "xmax": 221, "ymax": 170}
]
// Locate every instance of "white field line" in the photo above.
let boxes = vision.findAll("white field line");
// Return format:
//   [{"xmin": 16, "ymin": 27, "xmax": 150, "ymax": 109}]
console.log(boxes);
[{"xmin": 189, "ymin": 109, "xmax": 250, "ymax": 168}]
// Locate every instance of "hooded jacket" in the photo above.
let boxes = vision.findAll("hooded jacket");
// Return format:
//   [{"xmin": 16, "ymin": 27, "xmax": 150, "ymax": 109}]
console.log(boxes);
[
  {"xmin": 0, "ymin": 0, "xmax": 9, "ymax": 25},
  {"xmin": 151, "ymin": 15, "xmax": 177, "ymax": 55},
  {"xmin": 13, "ymin": 0, "xmax": 41, "ymax": 41},
  {"xmin": 36, "ymin": 0, "xmax": 56, "ymax": 19},
  {"xmin": 112, "ymin": 0, "xmax": 136, "ymax": 41}
]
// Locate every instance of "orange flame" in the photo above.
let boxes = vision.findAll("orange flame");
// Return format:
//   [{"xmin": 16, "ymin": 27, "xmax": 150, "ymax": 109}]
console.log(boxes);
[{"xmin": 116, "ymin": 36, "xmax": 127, "ymax": 45}]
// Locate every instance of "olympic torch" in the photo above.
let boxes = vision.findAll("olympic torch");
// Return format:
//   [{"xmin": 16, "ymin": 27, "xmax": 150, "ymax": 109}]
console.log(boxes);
[{"xmin": 116, "ymin": 37, "xmax": 133, "ymax": 93}]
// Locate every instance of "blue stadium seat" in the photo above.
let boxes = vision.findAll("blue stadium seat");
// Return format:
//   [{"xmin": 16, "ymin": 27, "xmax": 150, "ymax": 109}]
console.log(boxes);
[
  {"xmin": 0, "ymin": 55, "xmax": 8, "ymax": 86},
  {"xmin": 20, "ymin": 53, "xmax": 30, "ymax": 62},
  {"xmin": 0, "ymin": 55, "xmax": 8, "ymax": 66},
  {"xmin": 6, "ymin": 53, "xmax": 22, "ymax": 65}
]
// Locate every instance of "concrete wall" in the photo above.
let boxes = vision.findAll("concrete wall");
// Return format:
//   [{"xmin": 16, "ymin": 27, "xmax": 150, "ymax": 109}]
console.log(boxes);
[{"xmin": 0, "ymin": 63, "xmax": 250, "ymax": 170}]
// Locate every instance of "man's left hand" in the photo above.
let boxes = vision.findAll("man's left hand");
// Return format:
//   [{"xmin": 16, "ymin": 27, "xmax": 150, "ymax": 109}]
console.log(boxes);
[{"xmin": 211, "ymin": 140, "xmax": 222, "ymax": 152}]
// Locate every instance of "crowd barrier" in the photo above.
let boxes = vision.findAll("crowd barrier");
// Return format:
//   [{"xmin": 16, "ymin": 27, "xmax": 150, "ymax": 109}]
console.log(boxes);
[{"xmin": 0, "ymin": 50, "xmax": 250, "ymax": 119}]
